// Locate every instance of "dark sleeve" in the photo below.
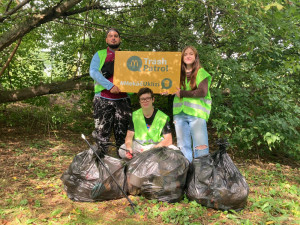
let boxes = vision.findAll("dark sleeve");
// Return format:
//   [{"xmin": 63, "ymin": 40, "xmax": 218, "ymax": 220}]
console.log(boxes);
[
  {"xmin": 180, "ymin": 78, "xmax": 208, "ymax": 98},
  {"xmin": 161, "ymin": 119, "xmax": 172, "ymax": 135},
  {"xmin": 128, "ymin": 117, "xmax": 134, "ymax": 131}
]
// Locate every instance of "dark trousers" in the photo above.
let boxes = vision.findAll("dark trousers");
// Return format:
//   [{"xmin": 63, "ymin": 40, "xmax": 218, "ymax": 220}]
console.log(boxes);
[{"xmin": 93, "ymin": 97, "xmax": 132, "ymax": 153}]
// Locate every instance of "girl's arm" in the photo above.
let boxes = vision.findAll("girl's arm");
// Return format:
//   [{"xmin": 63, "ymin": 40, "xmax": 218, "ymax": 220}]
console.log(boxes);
[{"xmin": 180, "ymin": 78, "xmax": 208, "ymax": 98}]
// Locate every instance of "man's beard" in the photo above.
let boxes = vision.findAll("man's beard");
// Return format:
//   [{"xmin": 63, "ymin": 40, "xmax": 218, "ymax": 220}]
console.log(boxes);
[{"xmin": 107, "ymin": 43, "xmax": 120, "ymax": 49}]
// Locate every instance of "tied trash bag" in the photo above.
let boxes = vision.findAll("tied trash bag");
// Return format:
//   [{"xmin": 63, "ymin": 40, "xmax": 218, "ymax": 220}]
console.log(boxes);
[
  {"xmin": 186, "ymin": 140, "xmax": 249, "ymax": 211},
  {"xmin": 61, "ymin": 148, "xmax": 127, "ymax": 202},
  {"xmin": 126, "ymin": 147, "xmax": 189, "ymax": 203}
]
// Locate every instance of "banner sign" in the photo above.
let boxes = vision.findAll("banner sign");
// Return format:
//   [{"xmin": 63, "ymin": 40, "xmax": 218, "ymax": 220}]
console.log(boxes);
[{"xmin": 114, "ymin": 51, "xmax": 181, "ymax": 93}]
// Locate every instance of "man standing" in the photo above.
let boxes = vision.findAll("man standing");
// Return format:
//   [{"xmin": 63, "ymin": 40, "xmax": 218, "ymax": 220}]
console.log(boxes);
[
  {"xmin": 118, "ymin": 88, "xmax": 177, "ymax": 160},
  {"xmin": 89, "ymin": 28, "xmax": 132, "ymax": 155}
]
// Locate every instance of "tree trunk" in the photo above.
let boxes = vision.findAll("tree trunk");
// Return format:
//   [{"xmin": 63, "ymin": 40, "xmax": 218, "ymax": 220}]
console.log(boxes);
[{"xmin": 0, "ymin": 79, "xmax": 93, "ymax": 104}]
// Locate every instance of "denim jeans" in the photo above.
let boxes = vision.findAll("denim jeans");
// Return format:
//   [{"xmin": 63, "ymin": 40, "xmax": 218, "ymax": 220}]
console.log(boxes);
[{"xmin": 174, "ymin": 112, "xmax": 209, "ymax": 162}]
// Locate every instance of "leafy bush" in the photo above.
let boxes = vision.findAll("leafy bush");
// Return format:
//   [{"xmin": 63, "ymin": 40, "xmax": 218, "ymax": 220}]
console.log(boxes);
[
  {"xmin": 211, "ymin": 68, "xmax": 300, "ymax": 159},
  {"xmin": 0, "ymin": 92, "xmax": 94, "ymax": 134}
]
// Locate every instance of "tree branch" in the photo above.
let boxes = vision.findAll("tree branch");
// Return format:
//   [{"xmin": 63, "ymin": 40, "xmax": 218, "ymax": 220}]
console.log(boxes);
[
  {"xmin": 0, "ymin": 0, "xmax": 82, "ymax": 51},
  {"xmin": 0, "ymin": 78, "xmax": 93, "ymax": 104},
  {"xmin": 54, "ymin": 19, "xmax": 104, "ymax": 31},
  {"xmin": 5, "ymin": 0, "xmax": 14, "ymax": 12},
  {"xmin": 64, "ymin": 3, "xmax": 142, "ymax": 16},
  {"xmin": 0, "ymin": 0, "xmax": 32, "ymax": 22},
  {"xmin": 0, "ymin": 38, "xmax": 22, "ymax": 77}
]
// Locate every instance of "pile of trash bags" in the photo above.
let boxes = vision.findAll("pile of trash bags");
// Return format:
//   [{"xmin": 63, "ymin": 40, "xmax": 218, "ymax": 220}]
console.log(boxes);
[{"xmin": 61, "ymin": 140, "xmax": 249, "ymax": 210}]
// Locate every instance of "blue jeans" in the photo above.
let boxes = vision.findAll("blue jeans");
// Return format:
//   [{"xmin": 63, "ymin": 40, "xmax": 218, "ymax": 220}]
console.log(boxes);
[{"xmin": 174, "ymin": 112, "xmax": 209, "ymax": 162}]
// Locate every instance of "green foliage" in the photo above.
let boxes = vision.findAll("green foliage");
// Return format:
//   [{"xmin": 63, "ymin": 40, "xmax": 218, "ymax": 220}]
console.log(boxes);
[
  {"xmin": 19, "ymin": 199, "xmax": 28, "ymax": 206},
  {"xmin": 0, "ymin": 92, "xmax": 93, "ymax": 134},
  {"xmin": 139, "ymin": 199, "xmax": 206, "ymax": 224},
  {"xmin": 244, "ymin": 165, "xmax": 300, "ymax": 224},
  {"xmin": 0, "ymin": 0, "xmax": 299, "ymax": 158},
  {"xmin": 207, "ymin": 1, "xmax": 300, "ymax": 159},
  {"xmin": 34, "ymin": 200, "xmax": 41, "ymax": 208},
  {"xmin": 50, "ymin": 208, "xmax": 62, "ymax": 217}
]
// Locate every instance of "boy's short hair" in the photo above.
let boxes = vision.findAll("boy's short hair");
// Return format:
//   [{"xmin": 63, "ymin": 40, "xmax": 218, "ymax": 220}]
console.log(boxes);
[
  {"xmin": 106, "ymin": 28, "xmax": 120, "ymax": 37},
  {"xmin": 137, "ymin": 88, "xmax": 154, "ymax": 99}
]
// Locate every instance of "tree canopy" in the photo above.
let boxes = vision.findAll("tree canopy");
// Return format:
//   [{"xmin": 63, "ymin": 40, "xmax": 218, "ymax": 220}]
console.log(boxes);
[{"xmin": 0, "ymin": 0, "xmax": 299, "ymax": 157}]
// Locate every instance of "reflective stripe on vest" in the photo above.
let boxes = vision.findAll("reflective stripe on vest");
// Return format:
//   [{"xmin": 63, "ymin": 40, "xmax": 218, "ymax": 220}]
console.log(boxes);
[
  {"xmin": 133, "ymin": 109, "xmax": 169, "ymax": 145},
  {"xmin": 173, "ymin": 68, "xmax": 212, "ymax": 121},
  {"xmin": 94, "ymin": 49, "xmax": 107, "ymax": 93}
]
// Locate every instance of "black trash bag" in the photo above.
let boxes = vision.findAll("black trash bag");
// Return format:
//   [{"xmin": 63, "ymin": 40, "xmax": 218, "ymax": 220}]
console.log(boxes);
[
  {"xmin": 61, "ymin": 148, "xmax": 127, "ymax": 202},
  {"xmin": 186, "ymin": 140, "xmax": 249, "ymax": 211},
  {"xmin": 126, "ymin": 147, "xmax": 189, "ymax": 203}
]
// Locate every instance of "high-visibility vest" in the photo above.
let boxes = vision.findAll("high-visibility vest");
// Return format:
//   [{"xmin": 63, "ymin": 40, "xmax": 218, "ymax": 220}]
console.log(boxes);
[
  {"xmin": 133, "ymin": 108, "xmax": 169, "ymax": 145},
  {"xmin": 173, "ymin": 68, "xmax": 212, "ymax": 121},
  {"xmin": 94, "ymin": 49, "xmax": 107, "ymax": 93}
]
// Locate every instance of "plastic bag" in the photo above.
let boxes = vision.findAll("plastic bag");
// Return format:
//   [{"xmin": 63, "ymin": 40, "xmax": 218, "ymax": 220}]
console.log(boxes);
[
  {"xmin": 61, "ymin": 148, "xmax": 127, "ymax": 202},
  {"xmin": 186, "ymin": 141, "xmax": 249, "ymax": 211},
  {"xmin": 126, "ymin": 147, "xmax": 189, "ymax": 202}
]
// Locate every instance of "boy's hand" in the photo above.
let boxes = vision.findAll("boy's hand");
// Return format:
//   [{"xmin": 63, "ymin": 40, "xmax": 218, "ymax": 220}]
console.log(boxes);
[
  {"xmin": 174, "ymin": 88, "xmax": 181, "ymax": 98},
  {"xmin": 125, "ymin": 152, "xmax": 133, "ymax": 159}
]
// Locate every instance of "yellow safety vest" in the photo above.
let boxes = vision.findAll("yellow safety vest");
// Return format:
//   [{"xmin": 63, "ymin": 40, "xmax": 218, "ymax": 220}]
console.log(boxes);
[
  {"xmin": 173, "ymin": 68, "xmax": 212, "ymax": 121},
  {"xmin": 94, "ymin": 49, "xmax": 107, "ymax": 93},
  {"xmin": 133, "ymin": 109, "xmax": 169, "ymax": 145}
]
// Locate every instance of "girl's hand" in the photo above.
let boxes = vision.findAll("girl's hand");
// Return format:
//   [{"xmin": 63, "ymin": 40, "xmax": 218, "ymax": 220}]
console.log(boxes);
[
  {"xmin": 175, "ymin": 88, "xmax": 181, "ymax": 98},
  {"xmin": 161, "ymin": 91, "xmax": 169, "ymax": 96}
]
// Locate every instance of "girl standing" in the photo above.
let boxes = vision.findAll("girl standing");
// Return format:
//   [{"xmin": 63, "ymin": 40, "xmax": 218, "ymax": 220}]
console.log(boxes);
[{"xmin": 173, "ymin": 46, "xmax": 212, "ymax": 162}]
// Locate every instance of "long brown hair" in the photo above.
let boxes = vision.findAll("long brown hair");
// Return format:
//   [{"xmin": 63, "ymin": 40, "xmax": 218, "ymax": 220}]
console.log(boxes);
[{"xmin": 180, "ymin": 46, "xmax": 201, "ymax": 90}]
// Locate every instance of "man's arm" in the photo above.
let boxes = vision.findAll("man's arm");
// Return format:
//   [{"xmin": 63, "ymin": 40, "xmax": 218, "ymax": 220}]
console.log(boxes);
[
  {"xmin": 89, "ymin": 52, "xmax": 114, "ymax": 90},
  {"xmin": 154, "ymin": 133, "xmax": 172, "ymax": 147}
]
